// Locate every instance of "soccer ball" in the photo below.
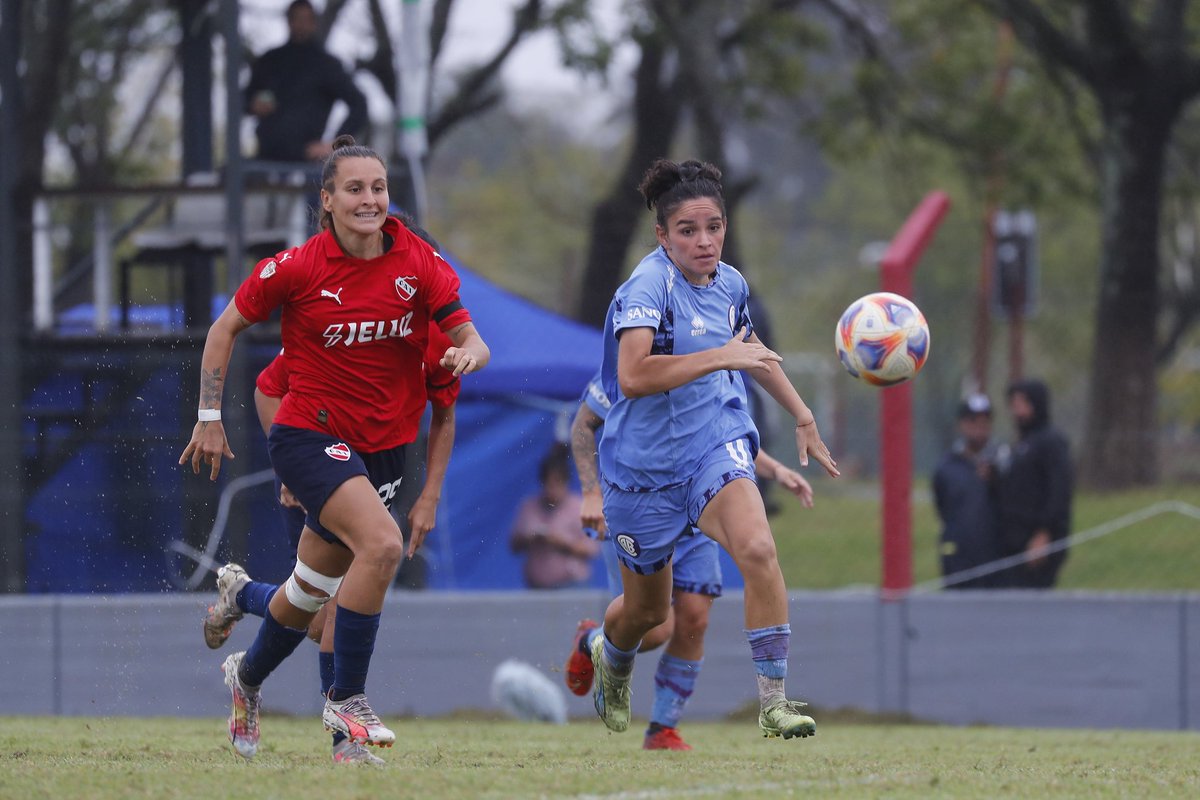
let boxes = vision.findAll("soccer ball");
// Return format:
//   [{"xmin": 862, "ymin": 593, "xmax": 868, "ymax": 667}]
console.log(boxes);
[{"xmin": 834, "ymin": 292, "xmax": 930, "ymax": 386}]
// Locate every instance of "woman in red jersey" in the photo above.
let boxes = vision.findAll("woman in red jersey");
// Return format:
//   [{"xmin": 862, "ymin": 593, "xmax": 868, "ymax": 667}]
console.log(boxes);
[{"xmin": 180, "ymin": 136, "xmax": 489, "ymax": 761}]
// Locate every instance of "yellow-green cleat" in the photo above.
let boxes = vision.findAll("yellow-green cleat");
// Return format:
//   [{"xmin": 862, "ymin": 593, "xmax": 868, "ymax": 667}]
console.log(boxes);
[
  {"xmin": 758, "ymin": 699, "xmax": 816, "ymax": 739},
  {"xmin": 589, "ymin": 632, "xmax": 631, "ymax": 732}
]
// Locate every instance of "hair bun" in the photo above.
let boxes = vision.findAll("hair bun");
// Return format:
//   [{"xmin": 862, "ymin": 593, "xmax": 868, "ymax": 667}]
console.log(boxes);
[{"xmin": 332, "ymin": 134, "xmax": 357, "ymax": 151}]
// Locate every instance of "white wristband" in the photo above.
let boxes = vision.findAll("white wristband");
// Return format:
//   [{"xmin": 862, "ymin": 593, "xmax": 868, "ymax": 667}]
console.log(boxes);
[{"xmin": 198, "ymin": 409, "xmax": 221, "ymax": 422}]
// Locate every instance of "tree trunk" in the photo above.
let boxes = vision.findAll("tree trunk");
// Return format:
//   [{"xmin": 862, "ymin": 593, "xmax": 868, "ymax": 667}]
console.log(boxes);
[
  {"xmin": 576, "ymin": 34, "xmax": 683, "ymax": 327},
  {"xmin": 1079, "ymin": 104, "xmax": 1173, "ymax": 488}
]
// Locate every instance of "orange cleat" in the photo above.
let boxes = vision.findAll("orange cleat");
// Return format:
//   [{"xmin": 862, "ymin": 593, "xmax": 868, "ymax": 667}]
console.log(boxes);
[
  {"xmin": 643, "ymin": 725, "xmax": 692, "ymax": 751},
  {"xmin": 564, "ymin": 619, "xmax": 599, "ymax": 696}
]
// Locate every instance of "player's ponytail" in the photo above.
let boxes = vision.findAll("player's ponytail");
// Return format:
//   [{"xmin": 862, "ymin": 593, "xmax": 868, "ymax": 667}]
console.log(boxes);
[
  {"xmin": 318, "ymin": 135, "xmax": 388, "ymax": 231},
  {"xmin": 637, "ymin": 158, "xmax": 725, "ymax": 229}
]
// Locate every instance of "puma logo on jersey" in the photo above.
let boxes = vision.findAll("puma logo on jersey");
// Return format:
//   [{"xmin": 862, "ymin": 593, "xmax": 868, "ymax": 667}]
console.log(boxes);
[
  {"xmin": 321, "ymin": 287, "xmax": 344, "ymax": 305},
  {"xmin": 322, "ymin": 313, "xmax": 414, "ymax": 348}
]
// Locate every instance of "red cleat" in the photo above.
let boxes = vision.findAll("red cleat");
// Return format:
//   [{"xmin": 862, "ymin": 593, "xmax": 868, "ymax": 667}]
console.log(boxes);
[
  {"xmin": 564, "ymin": 619, "xmax": 599, "ymax": 696},
  {"xmin": 643, "ymin": 725, "xmax": 692, "ymax": 751}
]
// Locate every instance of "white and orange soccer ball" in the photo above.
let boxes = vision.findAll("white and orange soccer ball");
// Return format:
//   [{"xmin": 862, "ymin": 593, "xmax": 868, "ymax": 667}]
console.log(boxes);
[{"xmin": 835, "ymin": 292, "xmax": 930, "ymax": 387}]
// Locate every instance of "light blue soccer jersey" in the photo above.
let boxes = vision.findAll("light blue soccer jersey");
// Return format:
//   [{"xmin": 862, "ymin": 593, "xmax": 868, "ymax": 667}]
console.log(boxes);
[{"xmin": 598, "ymin": 247, "xmax": 760, "ymax": 491}]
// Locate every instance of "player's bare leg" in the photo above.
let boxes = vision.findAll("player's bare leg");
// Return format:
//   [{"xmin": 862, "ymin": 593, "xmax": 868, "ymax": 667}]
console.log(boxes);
[
  {"xmin": 699, "ymin": 478, "xmax": 815, "ymax": 740},
  {"xmin": 315, "ymin": 476, "xmax": 402, "ymax": 747}
]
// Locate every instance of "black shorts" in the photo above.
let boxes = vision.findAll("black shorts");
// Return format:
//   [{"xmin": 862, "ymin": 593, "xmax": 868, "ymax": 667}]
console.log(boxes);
[{"xmin": 267, "ymin": 424, "xmax": 407, "ymax": 547}]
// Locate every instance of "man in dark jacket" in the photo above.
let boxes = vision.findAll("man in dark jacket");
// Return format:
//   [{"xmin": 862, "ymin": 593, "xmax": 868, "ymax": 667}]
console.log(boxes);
[
  {"xmin": 994, "ymin": 379, "xmax": 1074, "ymax": 588},
  {"xmin": 933, "ymin": 393, "xmax": 1001, "ymax": 589},
  {"xmin": 244, "ymin": 0, "xmax": 369, "ymax": 163}
]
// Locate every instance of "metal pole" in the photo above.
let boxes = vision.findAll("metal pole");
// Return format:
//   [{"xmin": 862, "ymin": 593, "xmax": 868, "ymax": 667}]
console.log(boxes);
[
  {"xmin": 92, "ymin": 204, "xmax": 112, "ymax": 332},
  {"xmin": 222, "ymin": 0, "xmax": 245, "ymax": 297},
  {"xmin": 32, "ymin": 198, "xmax": 53, "ymax": 331},
  {"xmin": 397, "ymin": 0, "xmax": 429, "ymax": 221},
  {"xmin": 0, "ymin": 0, "xmax": 27, "ymax": 591}
]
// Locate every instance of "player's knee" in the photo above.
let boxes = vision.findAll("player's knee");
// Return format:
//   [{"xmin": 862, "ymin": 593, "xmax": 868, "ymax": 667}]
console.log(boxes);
[
  {"xmin": 674, "ymin": 606, "xmax": 709, "ymax": 639},
  {"xmin": 306, "ymin": 618, "xmax": 324, "ymax": 644},
  {"xmin": 357, "ymin": 529, "xmax": 404, "ymax": 575},
  {"xmin": 630, "ymin": 603, "xmax": 670, "ymax": 632},
  {"xmin": 731, "ymin": 530, "xmax": 778, "ymax": 574},
  {"xmin": 284, "ymin": 558, "xmax": 344, "ymax": 614}
]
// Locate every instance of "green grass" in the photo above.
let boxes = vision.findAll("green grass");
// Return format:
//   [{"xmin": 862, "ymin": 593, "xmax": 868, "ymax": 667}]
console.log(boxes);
[
  {"xmin": 770, "ymin": 480, "xmax": 1200, "ymax": 590},
  {"xmin": 2, "ymin": 716, "xmax": 1197, "ymax": 799}
]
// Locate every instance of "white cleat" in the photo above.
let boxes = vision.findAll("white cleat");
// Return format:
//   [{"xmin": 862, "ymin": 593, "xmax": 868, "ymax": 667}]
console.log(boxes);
[
  {"xmin": 323, "ymin": 694, "xmax": 395, "ymax": 747},
  {"xmin": 204, "ymin": 563, "xmax": 251, "ymax": 650}
]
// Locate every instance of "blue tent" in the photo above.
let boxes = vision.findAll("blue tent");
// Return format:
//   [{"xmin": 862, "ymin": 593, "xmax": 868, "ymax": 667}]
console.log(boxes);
[{"xmin": 423, "ymin": 257, "xmax": 605, "ymax": 589}]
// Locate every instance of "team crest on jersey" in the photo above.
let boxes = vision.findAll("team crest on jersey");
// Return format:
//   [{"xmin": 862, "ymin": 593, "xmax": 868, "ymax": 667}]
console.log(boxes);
[
  {"xmin": 615, "ymin": 534, "xmax": 641, "ymax": 558},
  {"xmin": 324, "ymin": 442, "xmax": 351, "ymax": 461},
  {"xmin": 395, "ymin": 275, "xmax": 417, "ymax": 301},
  {"xmin": 259, "ymin": 261, "xmax": 276, "ymax": 279}
]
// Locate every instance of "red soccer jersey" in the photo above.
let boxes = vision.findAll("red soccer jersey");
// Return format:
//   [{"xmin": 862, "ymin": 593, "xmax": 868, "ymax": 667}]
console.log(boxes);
[
  {"xmin": 235, "ymin": 216, "xmax": 470, "ymax": 451},
  {"xmin": 424, "ymin": 324, "xmax": 460, "ymax": 409},
  {"xmin": 256, "ymin": 324, "xmax": 459, "ymax": 409},
  {"xmin": 256, "ymin": 348, "xmax": 288, "ymax": 398}
]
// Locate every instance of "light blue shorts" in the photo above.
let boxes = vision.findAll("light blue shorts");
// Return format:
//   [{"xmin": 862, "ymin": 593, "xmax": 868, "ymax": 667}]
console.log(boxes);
[
  {"xmin": 602, "ymin": 437, "xmax": 755, "ymax": 575},
  {"xmin": 601, "ymin": 528, "xmax": 722, "ymax": 597}
]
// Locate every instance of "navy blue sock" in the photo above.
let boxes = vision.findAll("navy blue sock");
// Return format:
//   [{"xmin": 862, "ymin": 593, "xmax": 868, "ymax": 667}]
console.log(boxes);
[
  {"xmin": 236, "ymin": 581, "xmax": 278, "ymax": 618},
  {"xmin": 238, "ymin": 607, "xmax": 306, "ymax": 687},
  {"xmin": 319, "ymin": 651, "xmax": 346, "ymax": 746},
  {"xmin": 329, "ymin": 605, "xmax": 381, "ymax": 702}
]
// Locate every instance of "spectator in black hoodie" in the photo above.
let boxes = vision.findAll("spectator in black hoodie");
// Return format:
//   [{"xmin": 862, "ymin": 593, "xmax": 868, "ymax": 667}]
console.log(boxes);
[
  {"xmin": 994, "ymin": 379, "xmax": 1074, "ymax": 588},
  {"xmin": 244, "ymin": 0, "xmax": 369, "ymax": 164}
]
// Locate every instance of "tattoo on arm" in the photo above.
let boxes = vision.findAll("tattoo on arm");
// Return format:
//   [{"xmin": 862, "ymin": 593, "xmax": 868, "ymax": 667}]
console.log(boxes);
[
  {"xmin": 570, "ymin": 417, "xmax": 601, "ymax": 493},
  {"xmin": 200, "ymin": 367, "xmax": 224, "ymax": 409}
]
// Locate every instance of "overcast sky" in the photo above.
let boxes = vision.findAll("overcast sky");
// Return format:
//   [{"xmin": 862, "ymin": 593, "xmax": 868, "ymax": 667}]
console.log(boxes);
[{"xmin": 239, "ymin": 0, "xmax": 633, "ymax": 138}]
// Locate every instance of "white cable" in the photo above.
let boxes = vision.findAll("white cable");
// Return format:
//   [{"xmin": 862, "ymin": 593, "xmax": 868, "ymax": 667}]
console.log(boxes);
[
  {"xmin": 912, "ymin": 500, "xmax": 1200, "ymax": 593},
  {"xmin": 166, "ymin": 468, "xmax": 276, "ymax": 590}
]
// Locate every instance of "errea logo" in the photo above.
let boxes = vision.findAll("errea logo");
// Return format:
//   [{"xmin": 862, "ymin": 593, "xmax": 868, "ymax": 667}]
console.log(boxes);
[{"xmin": 691, "ymin": 314, "xmax": 707, "ymax": 336}]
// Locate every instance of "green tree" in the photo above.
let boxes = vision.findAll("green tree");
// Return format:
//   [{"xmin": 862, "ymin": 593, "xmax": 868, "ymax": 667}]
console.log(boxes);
[{"xmin": 819, "ymin": 0, "xmax": 1200, "ymax": 487}]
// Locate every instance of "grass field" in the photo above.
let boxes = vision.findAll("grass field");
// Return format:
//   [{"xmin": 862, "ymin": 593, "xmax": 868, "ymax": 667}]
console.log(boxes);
[
  {"xmin": 3, "ymin": 715, "xmax": 1198, "ymax": 799},
  {"xmin": 769, "ymin": 480, "xmax": 1200, "ymax": 590}
]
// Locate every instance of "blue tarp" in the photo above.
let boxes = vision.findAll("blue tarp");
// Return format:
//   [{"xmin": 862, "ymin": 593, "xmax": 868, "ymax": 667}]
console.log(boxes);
[{"xmin": 423, "ymin": 257, "xmax": 604, "ymax": 589}]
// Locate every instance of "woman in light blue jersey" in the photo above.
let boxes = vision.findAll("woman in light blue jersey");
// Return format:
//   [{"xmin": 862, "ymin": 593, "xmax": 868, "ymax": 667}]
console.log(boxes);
[{"xmin": 584, "ymin": 158, "xmax": 839, "ymax": 741}]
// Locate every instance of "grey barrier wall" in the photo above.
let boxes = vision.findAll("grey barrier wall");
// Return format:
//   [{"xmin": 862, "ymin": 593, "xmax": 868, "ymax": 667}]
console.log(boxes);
[{"xmin": 2, "ymin": 590, "xmax": 1197, "ymax": 731}]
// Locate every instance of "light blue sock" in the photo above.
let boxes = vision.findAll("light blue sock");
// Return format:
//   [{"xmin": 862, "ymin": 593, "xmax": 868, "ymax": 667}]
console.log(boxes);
[
  {"xmin": 602, "ymin": 632, "xmax": 639, "ymax": 678},
  {"xmin": 583, "ymin": 626, "xmax": 603, "ymax": 652},
  {"xmin": 650, "ymin": 653, "xmax": 702, "ymax": 729},
  {"xmin": 746, "ymin": 623, "xmax": 790, "ymax": 705}
]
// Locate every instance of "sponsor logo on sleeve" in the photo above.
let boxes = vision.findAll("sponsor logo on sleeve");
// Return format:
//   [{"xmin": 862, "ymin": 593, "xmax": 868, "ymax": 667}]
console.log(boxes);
[
  {"xmin": 324, "ymin": 442, "xmax": 352, "ymax": 461},
  {"xmin": 625, "ymin": 306, "xmax": 662, "ymax": 322}
]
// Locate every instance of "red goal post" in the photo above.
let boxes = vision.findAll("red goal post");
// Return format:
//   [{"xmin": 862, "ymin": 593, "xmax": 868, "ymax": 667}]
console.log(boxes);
[{"xmin": 879, "ymin": 191, "xmax": 951, "ymax": 598}]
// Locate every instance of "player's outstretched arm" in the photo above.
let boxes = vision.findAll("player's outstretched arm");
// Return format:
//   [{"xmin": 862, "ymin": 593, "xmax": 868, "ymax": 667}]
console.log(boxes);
[
  {"xmin": 617, "ymin": 326, "xmax": 780, "ymax": 398},
  {"xmin": 743, "ymin": 331, "xmax": 839, "ymax": 478},
  {"xmin": 755, "ymin": 449, "xmax": 814, "ymax": 509},
  {"xmin": 179, "ymin": 300, "xmax": 253, "ymax": 481}
]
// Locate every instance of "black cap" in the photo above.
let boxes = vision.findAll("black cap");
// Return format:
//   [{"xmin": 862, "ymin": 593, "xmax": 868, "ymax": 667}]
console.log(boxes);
[{"xmin": 957, "ymin": 393, "xmax": 992, "ymax": 419}]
